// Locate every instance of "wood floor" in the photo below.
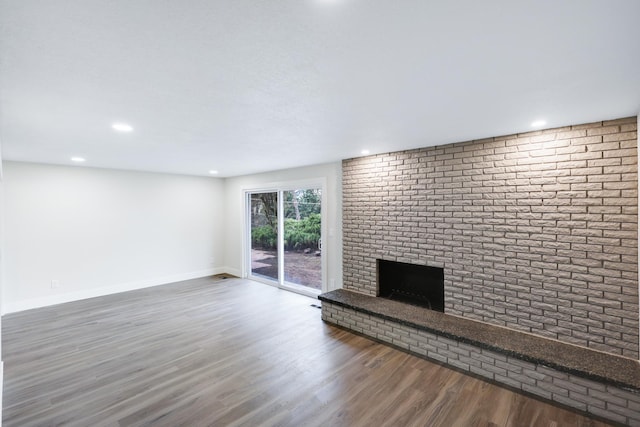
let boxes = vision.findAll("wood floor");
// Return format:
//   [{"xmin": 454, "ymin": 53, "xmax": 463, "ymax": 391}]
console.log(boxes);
[{"xmin": 2, "ymin": 277, "xmax": 613, "ymax": 427}]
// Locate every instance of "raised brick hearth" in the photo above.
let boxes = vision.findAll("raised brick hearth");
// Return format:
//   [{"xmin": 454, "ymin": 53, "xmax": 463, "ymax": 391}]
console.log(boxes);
[{"xmin": 320, "ymin": 291, "xmax": 640, "ymax": 425}]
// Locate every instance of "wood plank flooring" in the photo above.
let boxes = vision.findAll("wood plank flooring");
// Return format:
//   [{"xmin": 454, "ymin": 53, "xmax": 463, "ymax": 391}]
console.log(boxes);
[{"xmin": 2, "ymin": 277, "xmax": 613, "ymax": 427}]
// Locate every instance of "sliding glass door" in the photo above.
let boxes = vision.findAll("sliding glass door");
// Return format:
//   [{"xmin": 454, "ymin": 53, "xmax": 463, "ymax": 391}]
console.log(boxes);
[
  {"xmin": 247, "ymin": 186, "xmax": 323, "ymax": 295},
  {"xmin": 249, "ymin": 192, "xmax": 280, "ymax": 281},
  {"xmin": 282, "ymin": 189, "xmax": 322, "ymax": 291}
]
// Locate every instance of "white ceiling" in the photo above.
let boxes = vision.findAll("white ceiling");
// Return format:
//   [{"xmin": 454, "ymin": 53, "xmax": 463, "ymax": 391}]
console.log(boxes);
[{"xmin": 1, "ymin": 0, "xmax": 639, "ymax": 178}]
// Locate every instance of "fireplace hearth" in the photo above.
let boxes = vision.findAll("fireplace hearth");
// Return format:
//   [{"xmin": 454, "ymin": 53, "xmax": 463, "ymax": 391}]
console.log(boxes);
[{"xmin": 377, "ymin": 259, "xmax": 444, "ymax": 312}]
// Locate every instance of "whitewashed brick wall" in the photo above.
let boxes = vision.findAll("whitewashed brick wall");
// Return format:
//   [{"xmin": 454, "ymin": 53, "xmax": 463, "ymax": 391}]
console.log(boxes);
[{"xmin": 342, "ymin": 117, "xmax": 638, "ymax": 358}]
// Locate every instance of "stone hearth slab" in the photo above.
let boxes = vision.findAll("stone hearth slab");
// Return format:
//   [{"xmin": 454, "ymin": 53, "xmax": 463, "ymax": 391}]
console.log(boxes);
[{"xmin": 319, "ymin": 289, "xmax": 640, "ymax": 391}]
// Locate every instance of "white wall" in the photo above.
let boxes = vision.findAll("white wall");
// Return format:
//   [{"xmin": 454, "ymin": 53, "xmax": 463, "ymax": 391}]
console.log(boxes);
[
  {"xmin": 3, "ymin": 162, "xmax": 226, "ymax": 313},
  {"xmin": 0, "ymin": 142, "xmax": 4, "ymax": 422},
  {"xmin": 223, "ymin": 162, "xmax": 343, "ymax": 291}
]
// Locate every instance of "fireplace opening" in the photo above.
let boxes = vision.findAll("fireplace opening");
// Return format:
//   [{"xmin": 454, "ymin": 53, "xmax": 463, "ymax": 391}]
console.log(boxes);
[{"xmin": 377, "ymin": 259, "xmax": 444, "ymax": 312}]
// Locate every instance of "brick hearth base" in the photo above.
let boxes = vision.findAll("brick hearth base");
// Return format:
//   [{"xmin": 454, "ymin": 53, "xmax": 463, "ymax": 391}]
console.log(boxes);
[{"xmin": 320, "ymin": 290, "xmax": 640, "ymax": 426}]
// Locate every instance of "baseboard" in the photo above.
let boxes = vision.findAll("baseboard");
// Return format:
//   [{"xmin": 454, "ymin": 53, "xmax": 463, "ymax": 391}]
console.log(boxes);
[
  {"xmin": 2, "ymin": 267, "xmax": 227, "ymax": 314},
  {"xmin": 222, "ymin": 266, "xmax": 242, "ymax": 278}
]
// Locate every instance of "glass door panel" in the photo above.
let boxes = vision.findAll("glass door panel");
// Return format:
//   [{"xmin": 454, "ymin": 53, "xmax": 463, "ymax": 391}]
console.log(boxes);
[
  {"xmin": 249, "ymin": 192, "xmax": 279, "ymax": 282},
  {"xmin": 282, "ymin": 189, "xmax": 322, "ymax": 290}
]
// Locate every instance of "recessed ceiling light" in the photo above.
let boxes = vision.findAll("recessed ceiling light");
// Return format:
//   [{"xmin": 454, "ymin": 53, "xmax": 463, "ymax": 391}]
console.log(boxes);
[
  {"xmin": 71, "ymin": 157, "xmax": 86, "ymax": 162},
  {"xmin": 531, "ymin": 120, "xmax": 547, "ymax": 128},
  {"xmin": 361, "ymin": 149, "xmax": 370, "ymax": 155},
  {"xmin": 112, "ymin": 122, "xmax": 134, "ymax": 132},
  {"xmin": 209, "ymin": 170, "xmax": 219, "ymax": 175}
]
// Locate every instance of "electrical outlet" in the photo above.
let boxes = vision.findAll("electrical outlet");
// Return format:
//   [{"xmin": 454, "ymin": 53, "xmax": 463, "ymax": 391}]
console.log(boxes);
[{"xmin": 51, "ymin": 280, "xmax": 60, "ymax": 289}]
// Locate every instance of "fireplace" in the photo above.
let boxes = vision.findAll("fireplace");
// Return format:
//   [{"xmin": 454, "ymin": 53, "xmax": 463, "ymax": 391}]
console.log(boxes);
[{"xmin": 377, "ymin": 259, "xmax": 444, "ymax": 312}]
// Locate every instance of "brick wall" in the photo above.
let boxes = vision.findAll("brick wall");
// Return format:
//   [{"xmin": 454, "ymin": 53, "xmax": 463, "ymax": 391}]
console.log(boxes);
[{"xmin": 342, "ymin": 117, "xmax": 639, "ymax": 358}]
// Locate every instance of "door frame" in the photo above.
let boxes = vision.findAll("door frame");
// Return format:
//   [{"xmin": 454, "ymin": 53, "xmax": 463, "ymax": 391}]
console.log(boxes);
[{"xmin": 242, "ymin": 178, "xmax": 327, "ymax": 297}]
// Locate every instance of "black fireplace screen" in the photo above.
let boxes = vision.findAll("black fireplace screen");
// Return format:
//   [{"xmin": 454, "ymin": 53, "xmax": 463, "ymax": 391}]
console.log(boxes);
[{"xmin": 377, "ymin": 259, "xmax": 444, "ymax": 312}]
